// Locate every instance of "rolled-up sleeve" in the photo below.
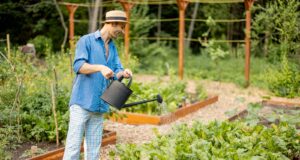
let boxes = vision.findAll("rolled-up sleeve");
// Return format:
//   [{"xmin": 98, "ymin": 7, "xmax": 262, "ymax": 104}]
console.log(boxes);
[
  {"xmin": 73, "ymin": 37, "xmax": 89, "ymax": 74},
  {"xmin": 112, "ymin": 46, "xmax": 124, "ymax": 74}
]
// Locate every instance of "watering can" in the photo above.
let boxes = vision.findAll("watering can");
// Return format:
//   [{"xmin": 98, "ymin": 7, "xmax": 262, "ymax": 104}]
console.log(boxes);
[{"xmin": 100, "ymin": 76, "xmax": 163, "ymax": 110}]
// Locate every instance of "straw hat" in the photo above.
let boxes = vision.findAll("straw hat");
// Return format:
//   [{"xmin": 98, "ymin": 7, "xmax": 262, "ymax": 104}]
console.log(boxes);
[{"xmin": 105, "ymin": 10, "xmax": 127, "ymax": 23}]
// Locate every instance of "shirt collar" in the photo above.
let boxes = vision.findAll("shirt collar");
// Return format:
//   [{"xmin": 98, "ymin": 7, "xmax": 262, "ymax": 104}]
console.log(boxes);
[
  {"xmin": 94, "ymin": 30, "xmax": 101, "ymax": 39},
  {"xmin": 94, "ymin": 30, "xmax": 112, "ymax": 44}
]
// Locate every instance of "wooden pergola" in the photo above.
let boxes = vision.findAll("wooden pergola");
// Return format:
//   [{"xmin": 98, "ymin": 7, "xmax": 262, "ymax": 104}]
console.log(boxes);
[{"xmin": 62, "ymin": 0, "xmax": 254, "ymax": 86}]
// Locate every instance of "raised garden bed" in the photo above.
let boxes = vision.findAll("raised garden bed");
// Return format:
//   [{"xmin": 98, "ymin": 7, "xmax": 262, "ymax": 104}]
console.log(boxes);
[
  {"xmin": 24, "ymin": 130, "xmax": 116, "ymax": 160},
  {"xmin": 226, "ymin": 101, "xmax": 300, "ymax": 159},
  {"xmin": 229, "ymin": 100, "xmax": 300, "ymax": 122},
  {"xmin": 109, "ymin": 95, "xmax": 218, "ymax": 125},
  {"xmin": 262, "ymin": 99, "xmax": 300, "ymax": 108}
]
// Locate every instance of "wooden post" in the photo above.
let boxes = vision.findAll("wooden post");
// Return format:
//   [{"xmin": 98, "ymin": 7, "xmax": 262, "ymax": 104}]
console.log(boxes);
[
  {"xmin": 177, "ymin": 0, "xmax": 188, "ymax": 80},
  {"xmin": 51, "ymin": 82, "xmax": 59, "ymax": 147},
  {"xmin": 119, "ymin": 0, "xmax": 134, "ymax": 66},
  {"xmin": 244, "ymin": 0, "xmax": 254, "ymax": 87},
  {"xmin": 66, "ymin": 4, "xmax": 78, "ymax": 76},
  {"xmin": 6, "ymin": 34, "xmax": 11, "ymax": 60},
  {"xmin": 66, "ymin": 4, "xmax": 78, "ymax": 49}
]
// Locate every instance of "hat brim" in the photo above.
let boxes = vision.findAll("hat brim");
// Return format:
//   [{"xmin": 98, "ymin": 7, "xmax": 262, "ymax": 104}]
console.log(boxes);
[{"xmin": 105, "ymin": 20, "xmax": 127, "ymax": 23}]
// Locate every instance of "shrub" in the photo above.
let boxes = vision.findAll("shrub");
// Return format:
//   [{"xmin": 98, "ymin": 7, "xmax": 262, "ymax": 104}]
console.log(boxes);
[
  {"xmin": 29, "ymin": 35, "xmax": 52, "ymax": 58},
  {"xmin": 267, "ymin": 56, "xmax": 300, "ymax": 98}
]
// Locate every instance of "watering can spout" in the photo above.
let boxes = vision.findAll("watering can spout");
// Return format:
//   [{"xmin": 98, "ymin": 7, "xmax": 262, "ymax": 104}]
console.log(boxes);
[
  {"xmin": 122, "ymin": 94, "xmax": 163, "ymax": 108},
  {"xmin": 100, "ymin": 76, "xmax": 163, "ymax": 110}
]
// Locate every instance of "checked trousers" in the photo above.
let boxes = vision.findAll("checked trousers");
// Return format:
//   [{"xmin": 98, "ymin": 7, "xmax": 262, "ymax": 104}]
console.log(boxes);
[{"xmin": 63, "ymin": 104, "xmax": 103, "ymax": 160}]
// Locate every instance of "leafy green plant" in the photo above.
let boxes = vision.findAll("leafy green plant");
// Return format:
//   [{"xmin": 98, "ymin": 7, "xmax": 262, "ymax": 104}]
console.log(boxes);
[
  {"xmin": 252, "ymin": 0, "xmax": 300, "ymax": 60},
  {"xmin": 0, "ymin": 50, "xmax": 71, "ymax": 155},
  {"xmin": 123, "ymin": 79, "xmax": 186, "ymax": 115},
  {"xmin": 121, "ymin": 78, "xmax": 207, "ymax": 115},
  {"xmin": 111, "ymin": 121, "xmax": 300, "ymax": 159},
  {"xmin": 29, "ymin": 35, "xmax": 53, "ymax": 58},
  {"xmin": 20, "ymin": 147, "xmax": 46, "ymax": 159},
  {"xmin": 0, "ymin": 125, "xmax": 22, "ymax": 159},
  {"xmin": 267, "ymin": 56, "xmax": 300, "ymax": 98},
  {"xmin": 238, "ymin": 103, "xmax": 300, "ymax": 129}
]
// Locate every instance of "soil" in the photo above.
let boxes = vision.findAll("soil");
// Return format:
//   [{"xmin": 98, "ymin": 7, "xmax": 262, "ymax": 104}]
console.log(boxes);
[
  {"xmin": 11, "ymin": 141, "xmax": 63, "ymax": 160},
  {"xmin": 11, "ymin": 130, "xmax": 112, "ymax": 160}
]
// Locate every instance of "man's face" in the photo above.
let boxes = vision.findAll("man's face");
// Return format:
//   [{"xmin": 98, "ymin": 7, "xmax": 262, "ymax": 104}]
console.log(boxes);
[{"xmin": 109, "ymin": 22, "xmax": 126, "ymax": 39}]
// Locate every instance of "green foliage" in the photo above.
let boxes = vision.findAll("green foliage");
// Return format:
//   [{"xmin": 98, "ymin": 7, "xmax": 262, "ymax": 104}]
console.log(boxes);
[
  {"xmin": 0, "ymin": 61, "xmax": 13, "ymax": 85},
  {"xmin": 20, "ymin": 87, "xmax": 69, "ymax": 142},
  {"xmin": 234, "ymin": 103, "xmax": 300, "ymax": 129},
  {"xmin": 20, "ymin": 147, "xmax": 46, "ymax": 159},
  {"xmin": 201, "ymin": 40, "xmax": 229, "ymax": 61},
  {"xmin": 267, "ymin": 56, "xmax": 300, "ymax": 98},
  {"xmin": 116, "ymin": 42, "xmax": 140, "ymax": 72},
  {"xmin": 0, "ymin": 126, "xmax": 21, "ymax": 160},
  {"xmin": 122, "ymin": 78, "xmax": 206, "ymax": 115},
  {"xmin": 114, "ymin": 3, "xmax": 177, "ymax": 73},
  {"xmin": 0, "ymin": 50, "xmax": 71, "ymax": 156},
  {"xmin": 252, "ymin": 0, "xmax": 300, "ymax": 60},
  {"xmin": 111, "ymin": 121, "xmax": 300, "ymax": 159},
  {"xmin": 29, "ymin": 35, "xmax": 53, "ymax": 58}
]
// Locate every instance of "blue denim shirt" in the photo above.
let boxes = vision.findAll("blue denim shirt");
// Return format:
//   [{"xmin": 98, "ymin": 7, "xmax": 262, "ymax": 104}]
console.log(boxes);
[{"xmin": 69, "ymin": 30, "xmax": 124, "ymax": 113}]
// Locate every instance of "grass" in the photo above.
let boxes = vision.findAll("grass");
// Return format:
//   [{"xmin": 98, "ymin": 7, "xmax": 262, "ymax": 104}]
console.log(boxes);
[{"xmin": 137, "ymin": 53, "xmax": 281, "ymax": 90}]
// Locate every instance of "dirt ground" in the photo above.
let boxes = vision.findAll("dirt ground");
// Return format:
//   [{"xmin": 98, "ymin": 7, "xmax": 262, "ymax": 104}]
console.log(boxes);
[{"xmin": 100, "ymin": 74, "xmax": 300, "ymax": 159}]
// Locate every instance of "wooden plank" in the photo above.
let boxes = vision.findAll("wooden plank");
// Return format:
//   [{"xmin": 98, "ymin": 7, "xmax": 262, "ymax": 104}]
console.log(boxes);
[
  {"xmin": 228, "ymin": 109, "xmax": 248, "ymax": 121},
  {"xmin": 228, "ymin": 99, "xmax": 300, "ymax": 122},
  {"xmin": 110, "ymin": 112, "xmax": 161, "ymax": 125},
  {"xmin": 262, "ymin": 100, "xmax": 300, "ymax": 109},
  {"xmin": 29, "ymin": 130, "xmax": 116, "ymax": 160},
  {"xmin": 110, "ymin": 95, "xmax": 218, "ymax": 125},
  {"xmin": 173, "ymin": 95, "xmax": 218, "ymax": 118}
]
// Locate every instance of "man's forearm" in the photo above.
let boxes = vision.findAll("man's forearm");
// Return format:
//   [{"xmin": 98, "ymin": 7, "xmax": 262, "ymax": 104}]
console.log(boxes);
[{"xmin": 78, "ymin": 63, "xmax": 104, "ymax": 74}]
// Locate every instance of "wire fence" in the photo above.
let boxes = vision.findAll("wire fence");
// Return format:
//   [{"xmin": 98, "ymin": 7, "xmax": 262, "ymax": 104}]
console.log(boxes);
[
  {"xmin": 129, "ymin": 37, "xmax": 245, "ymax": 43},
  {"xmin": 73, "ymin": 18, "xmax": 245, "ymax": 23},
  {"xmin": 58, "ymin": 0, "xmax": 245, "ymax": 7},
  {"xmin": 4, "ymin": 1, "xmax": 247, "ymax": 45}
]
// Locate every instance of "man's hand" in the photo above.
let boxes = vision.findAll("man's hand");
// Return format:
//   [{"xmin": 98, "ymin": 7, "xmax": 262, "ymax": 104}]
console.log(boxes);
[
  {"xmin": 99, "ymin": 65, "xmax": 114, "ymax": 79},
  {"xmin": 122, "ymin": 69, "xmax": 132, "ymax": 78}
]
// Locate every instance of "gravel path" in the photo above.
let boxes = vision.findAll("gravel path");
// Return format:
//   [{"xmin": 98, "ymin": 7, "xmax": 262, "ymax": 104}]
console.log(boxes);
[{"xmin": 100, "ymin": 74, "xmax": 299, "ymax": 159}]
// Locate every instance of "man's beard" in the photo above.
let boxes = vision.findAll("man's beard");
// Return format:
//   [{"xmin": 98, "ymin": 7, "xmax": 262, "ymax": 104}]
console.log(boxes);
[{"xmin": 113, "ymin": 31, "xmax": 123, "ymax": 38}]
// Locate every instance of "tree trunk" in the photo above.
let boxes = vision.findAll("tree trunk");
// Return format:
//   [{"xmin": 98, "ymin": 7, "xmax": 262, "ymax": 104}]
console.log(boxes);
[
  {"xmin": 157, "ymin": 3, "xmax": 162, "ymax": 42},
  {"xmin": 88, "ymin": 0, "xmax": 95, "ymax": 33},
  {"xmin": 186, "ymin": 2, "xmax": 199, "ymax": 48},
  {"xmin": 99, "ymin": 0, "xmax": 103, "ymax": 29},
  {"xmin": 90, "ymin": 0, "xmax": 101, "ymax": 32},
  {"xmin": 53, "ymin": 0, "xmax": 68, "ymax": 49},
  {"xmin": 227, "ymin": 5, "xmax": 233, "ymax": 57}
]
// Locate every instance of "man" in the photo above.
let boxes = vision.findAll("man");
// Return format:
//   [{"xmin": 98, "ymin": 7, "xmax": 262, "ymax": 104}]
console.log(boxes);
[{"xmin": 63, "ymin": 10, "xmax": 132, "ymax": 160}]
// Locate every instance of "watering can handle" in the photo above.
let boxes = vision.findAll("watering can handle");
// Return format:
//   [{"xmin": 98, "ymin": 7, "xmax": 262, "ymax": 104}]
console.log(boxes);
[{"xmin": 118, "ymin": 75, "xmax": 132, "ymax": 87}]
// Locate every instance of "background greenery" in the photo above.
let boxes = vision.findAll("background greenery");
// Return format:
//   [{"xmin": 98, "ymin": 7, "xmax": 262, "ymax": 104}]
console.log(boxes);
[{"xmin": 0, "ymin": 0, "xmax": 300, "ymax": 158}]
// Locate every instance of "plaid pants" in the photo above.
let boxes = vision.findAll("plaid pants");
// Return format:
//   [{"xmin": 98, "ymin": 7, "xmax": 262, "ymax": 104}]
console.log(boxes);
[{"xmin": 63, "ymin": 104, "xmax": 103, "ymax": 160}]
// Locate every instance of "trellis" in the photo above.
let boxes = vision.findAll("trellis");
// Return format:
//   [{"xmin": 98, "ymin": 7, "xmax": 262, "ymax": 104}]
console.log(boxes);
[{"xmin": 60, "ymin": 0, "xmax": 254, "ymax": 86}]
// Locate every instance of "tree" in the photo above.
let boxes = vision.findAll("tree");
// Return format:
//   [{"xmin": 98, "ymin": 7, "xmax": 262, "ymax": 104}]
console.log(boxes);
[{"xmin": 88, "ymin": 0, "xmax": 102, "ymax": 33}]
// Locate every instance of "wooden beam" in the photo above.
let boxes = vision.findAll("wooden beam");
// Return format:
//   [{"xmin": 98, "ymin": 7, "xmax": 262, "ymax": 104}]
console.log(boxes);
[
  {"xmin": 66, "ymin": 4, "xmax": 78, "ymax": 76},
  {"xmin": 244, "ymin": 0, "xmax": 254, "ymax": 87},
  {"xmin": 66, "ymin": 4, "xmax": 78, "ymax": 48},
  {"xmin": 119, "ymin": 0, "xmax": 134, "ymax": 66},
  {"xmin": 177, "ymin": 0, "xmax": 188, "ymax": 80}
]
